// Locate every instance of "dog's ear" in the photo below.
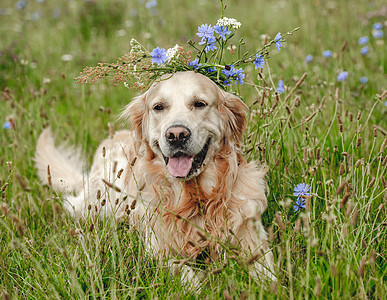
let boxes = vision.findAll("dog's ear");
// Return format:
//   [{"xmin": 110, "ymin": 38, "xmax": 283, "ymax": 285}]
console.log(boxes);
[
  {"xmin": 120, "ymin": 93, "xmax": 147, "ymax": 142},
  {"xmin": 219, "ymin": 90, "xmax": 249, "ymax": 147}
]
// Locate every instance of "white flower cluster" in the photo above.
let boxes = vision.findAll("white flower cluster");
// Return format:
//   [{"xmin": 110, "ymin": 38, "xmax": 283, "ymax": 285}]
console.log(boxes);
[
  {"xmin": 216, "ymin": 17, "xmax": 241, "ymax": 29},
  {"xmin": 130, "ymin": 38, "xmax": 142, "ymax": 53},
  {"xmin": 166, "ymin": 44, "xmax": 180, "ymax": 61}
]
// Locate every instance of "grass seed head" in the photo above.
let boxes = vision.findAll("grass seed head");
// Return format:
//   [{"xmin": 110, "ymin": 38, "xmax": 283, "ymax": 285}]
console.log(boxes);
[
  {"xmin": 336, "ymin": 179, "xmax": 347, "ymax": 195},
  {"xmin": 351, "ymin": 208, "xmax": 359, "ymax": 226},
  {"xmin": 314, "ymin": 277, "xmax": 321, "ymax": 297},
  {"xmin": 339, "ymin": 162, "xmax": 345, "ymax": 175},
  {"xmin": 275, "ymin": 212, "xmax": 286, "ymax": 231},
  {"xmin": 340, "ymin": 192, "xmax": 351, "ymax": 208},
  {"xmin": 356, "ymin": 137, "xmax": 362, "ymax": 149},
  {"xmin": 368, "ymin": 177, "xmax": 376, "ymax": 189},
  {"xmin": 357, "ymin": 258, "xmax": 365, "ymax": 277},
  {"xmin": 380, "ymin": 138, "xmax": 386, "ymax": 153}
]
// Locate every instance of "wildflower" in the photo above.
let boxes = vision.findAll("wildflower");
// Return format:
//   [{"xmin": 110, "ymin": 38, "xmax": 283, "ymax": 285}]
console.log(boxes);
[
  {"xmin": 373, "ymin": 23, "xmax": 382, "ymax": 30},
  {"xmin": 358, "ymin": 36, "xmax": 369, "ymax": 45},
  {"xmin": 145, "ymin": 1, "xmax": 157, "ymax": 9},
  {"xmin": 130, "ymin": 38, "xmax": 142, "ymax": 53},
  {"xmin": 294, "ymin": 197, "xmax": 306, "ymax": 213},
  {"xmin": 15, "ymin": 1, "xmax": 26, "ymax": 10},
  {"xmin": 305, "ymin": 54, "xmax": 313, "ymax": 63},
  {"xmin": 372, "ymin": 30, "xmax": 383, "ymax": 38},
  {"xmin": 384, "ymin": 100, "xmax": 387, "ymax": 107},
  {"xmin": 235, "ymin": 68, "xmax": 245, "ymax": 85},
  {"xmin": 360, "ymin": 46, "xmax": 369, "ymax": 55},
  {"xmin": 150, "ymin": 47, "xmax": 167, "ymax": 65},
  {"xmin": 3, "ymin": 121, "xmax": 12, "ymax": 129},
  {"xmin": 253, "ymin": 54, "xmax": 265, "ymax": 69},
  {"xmin": 61, "ymin": 54, "xmax": 73, "ymax": 62},
  {"xmin": 293, "ymin": 183, "xmax": 310, "ymax": 213},
  {"xmin": 196, "ymin": 24, "xmax": 215, "ymax": 40},
  {"xmin": 274, "ymin": 33, "xmax": 282, "ymax": 51},
  {"xmin": 188, "ymin": 58, "xmax": 201, "ymax": 70},
  {"xmin": 222, "ymin": 65, "xmax": 237, "ymax": 77},
  {"xmin": 166, "ymin": 44, "xmax": 180, "ymax": 61},
  {"xmin": 360, "ymin": 77, "xmax": 368, "ymax": 84},
  {"xmin": 216, "ymin": 17, "xmax": 241, "ymax": 29},
  {"xmin": 323, "ymin": 50, "xmax": 332, "ymax": 58},
  {"xmin": 223, "ymin": 79, "xmax": 231, "ymax": 86},
  {"xmin": 276, "ymin": 80, "xmax": 285, "ymax": 93},
  {"xmin": 206, "ymin": 67, "xmax": 217, "ymax": 72},
  {"xmin": 214, "ymin": 25, "xmax": 231, "ymax": 41},
  {"xmin": 204, "ymin": 36, "xmax": 217, "ymax": 53},
  {"xmin": 337, "ymin": 71, "xmax": 348, "ymax": 82}
]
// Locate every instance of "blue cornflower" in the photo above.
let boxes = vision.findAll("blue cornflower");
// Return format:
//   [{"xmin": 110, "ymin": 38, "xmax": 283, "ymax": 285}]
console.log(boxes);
[
  {"xmin": 276, "ymin": 80, "xmax": 285, "ymax": 93},
  {"xmin": 274, "ymin": 32, "xmax": 282, "ymax": 51},
  {"xmin": 358, "ymin": 36, "xmax": 369, "ymax": 45},
  {"xmin": 205, "ymin": 38, "xmax": 217, "ymax": 53},
  {"xmin": 206, "ymin": 67, "xmax": 217, "ymax": 72},
  {"xmin": 3, "ymin": 121, "xmax": 12, "ymax": 129},
  {"xmin": 145, "ymin": 1, "xmax": 157, "ymax": 9},
  {"xmin": 323, "ymin": 50, "xmax": 332, "ymax": 58},
  {"xmin": 293, "ymin": 183, "xmax": 310, "ymax": 213},
  {"xmin": 360, "ymin": 46, "xmax": 369, "ymax": 55},
  {"xmin": 235, "ymin": 68, "xmax": 245, "ymax": 85},
  {"xmin": 222, "ymin": 65, "xmax": 236, "ymax": 77},
  {"xmin": 373, "ymin": 23, "xmax": 382, "ymax": 30},
  {"xmin": 293, "ymin": 183, "xmax": 311, "ymax": 197},
  {"xmin": 223, "ymin": 79, "xmax": 231, "ymax": 86},
  {"xmin": 150, "ymin": 47, "xmax": 168, "ymax": 65},
  {"xmin": 305, "ymin": 54, "xmax": 313, "ymax": 63},
  {"xmin": 337, "ymin": 71, "xmax": 348, "ymax": 82},
  {"xmin": 15, "ymin": 1, "xmax": 26, "ymax": 10},
  {"xmin": 373, "ymin": 30, "xmax": 383, "ymax": 38},
  {"xmin": 384, "ymin": 100, "xmax": 387, "ymax": 107},
  {"xmin": 360, "ymin": 77, "xmax": 368, "ymax": 84},
  {"xmin": 188, "ymin": 58, "xmax": 201, "ymax": 70},
  {"xmin": 294, "ymin": 197, "xmax": 306, "ymax": 213},
  {"xmin": 214, "ymin": 25, "xmax": 231, "ymax": 41},
  {"xmin": 196, "ymin": 24, "xmax": 215, "ymax": 40},
  {"xmin": 253, "ymin": 54, "xmax": 265, "ymax": 69}
]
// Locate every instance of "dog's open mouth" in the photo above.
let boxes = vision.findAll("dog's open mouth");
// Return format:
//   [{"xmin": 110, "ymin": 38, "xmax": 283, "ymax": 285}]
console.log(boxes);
[{"xmin": 163, "ymin": 138, "xmax": 211, "ymax": 178}]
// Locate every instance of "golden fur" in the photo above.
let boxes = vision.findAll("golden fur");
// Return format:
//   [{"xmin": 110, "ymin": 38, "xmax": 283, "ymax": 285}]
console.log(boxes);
[{"xmin": 35, "ymin": 71, "xmax": 275, "ymax": 285}]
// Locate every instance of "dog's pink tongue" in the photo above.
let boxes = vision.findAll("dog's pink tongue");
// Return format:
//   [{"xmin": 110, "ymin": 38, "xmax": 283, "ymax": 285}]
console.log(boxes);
[{"xmin": 167, "ymin": 155, "xmax": 193, "ymax": 177}]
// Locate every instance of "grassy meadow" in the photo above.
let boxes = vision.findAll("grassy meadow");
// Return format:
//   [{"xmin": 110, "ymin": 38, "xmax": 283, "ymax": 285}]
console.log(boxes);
[{"xmin": 1, "ymin": 0, "xmax": 386, "ymax": 298}]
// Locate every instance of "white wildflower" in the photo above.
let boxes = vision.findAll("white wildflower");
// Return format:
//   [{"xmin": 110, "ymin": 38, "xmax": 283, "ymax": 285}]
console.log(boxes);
[
  {"xmin": 61, "ymin": 54, "xmax": 73, "ymax": 62},
  {"xmin": 216, "ymin": 17, "xmax": 241, "ymax": 29},
  {"xmin": 166, "ymin": 44, "xmax": 180, "ymax": 61},
  {"xmin": 130, "ymin": 38, "xmax": 142, "ymax": 53},
  {"xmin": 124, "ymin": 82, "xmax": 130, "ymax": 89}
]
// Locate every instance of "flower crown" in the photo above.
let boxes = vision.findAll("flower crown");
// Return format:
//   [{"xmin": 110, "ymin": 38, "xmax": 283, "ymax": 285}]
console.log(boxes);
[{"xmin": 75, "ymin": 11, "xmax": 298, "ymax": 95}]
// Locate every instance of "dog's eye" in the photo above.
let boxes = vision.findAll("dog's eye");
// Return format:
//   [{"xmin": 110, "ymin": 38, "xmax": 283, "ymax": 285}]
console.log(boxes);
[
  {"xmin": 194, "ymin": 101, "xmax": 207, "ymax": 108},
  {"xmin": 153, "ymin": 104, "xmax": 164, "ymax": 111}
]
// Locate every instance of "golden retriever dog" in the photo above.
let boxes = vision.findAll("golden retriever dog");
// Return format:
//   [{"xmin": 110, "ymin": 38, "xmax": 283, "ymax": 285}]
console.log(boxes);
[{"xmin": 35, "ymin": 71, "xmax": 275, "ymax": 286}]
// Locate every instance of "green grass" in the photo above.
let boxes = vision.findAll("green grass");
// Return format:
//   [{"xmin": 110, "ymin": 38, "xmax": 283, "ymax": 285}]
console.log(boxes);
[{"xmin": 1, "ymin": 0, "xmax": 386, "ymax": 298}]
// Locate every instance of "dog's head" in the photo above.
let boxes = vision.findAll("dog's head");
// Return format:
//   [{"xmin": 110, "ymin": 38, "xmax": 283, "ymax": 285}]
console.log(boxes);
[{"xmin": 122, "ymin": 71, "xmax": 248, "ymax": 179}]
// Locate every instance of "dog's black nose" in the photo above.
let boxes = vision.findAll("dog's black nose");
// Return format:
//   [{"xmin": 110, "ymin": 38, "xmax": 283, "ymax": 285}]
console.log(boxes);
[{"xmin": 165, "ymin": 125, "xmax": 191, "ymax": 146}]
